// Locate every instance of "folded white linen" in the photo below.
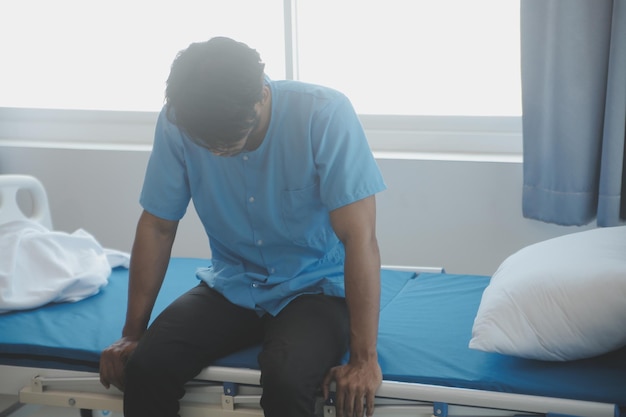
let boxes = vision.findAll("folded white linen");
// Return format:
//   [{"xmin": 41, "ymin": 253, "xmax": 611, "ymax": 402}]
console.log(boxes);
[{"xmin": 0, "ymin": 220, "xmax": 130, "ymax": 313}]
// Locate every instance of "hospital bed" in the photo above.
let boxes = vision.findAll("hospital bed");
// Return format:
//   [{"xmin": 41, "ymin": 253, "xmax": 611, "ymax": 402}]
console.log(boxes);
[{"xmin": 1, "ymin": 174, "xmax": 625, "ymax": 417}]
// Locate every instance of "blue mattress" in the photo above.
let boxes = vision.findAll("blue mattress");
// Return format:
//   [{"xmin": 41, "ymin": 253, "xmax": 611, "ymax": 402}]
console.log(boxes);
[{"xmin": 1, "ymin": 257, "xmax": 625, "ymax": 407}]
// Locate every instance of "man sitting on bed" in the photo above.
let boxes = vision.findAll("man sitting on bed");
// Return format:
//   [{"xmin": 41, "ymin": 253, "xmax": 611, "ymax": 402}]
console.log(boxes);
[{"xmin": 99, "ymin": 36, "xmax": 386, "ymax": 417}]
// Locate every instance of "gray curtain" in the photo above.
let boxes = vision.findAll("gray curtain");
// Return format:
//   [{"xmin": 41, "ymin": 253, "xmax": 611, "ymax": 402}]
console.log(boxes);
[{"xmin": 520, "ymin": 0, "xmax": 626, "ymax": 226}]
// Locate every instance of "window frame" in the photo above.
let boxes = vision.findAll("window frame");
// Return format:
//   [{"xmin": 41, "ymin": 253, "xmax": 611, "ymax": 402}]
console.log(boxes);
[{"xmin": 0, "ymin": 107, "xmax": 522, "ymax": 160}]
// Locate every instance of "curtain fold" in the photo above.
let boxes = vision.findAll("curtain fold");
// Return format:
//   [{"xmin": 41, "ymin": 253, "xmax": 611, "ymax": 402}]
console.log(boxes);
[{"xmin": 520, "ymin": 0, "xmax": 626, "ymax": 226}]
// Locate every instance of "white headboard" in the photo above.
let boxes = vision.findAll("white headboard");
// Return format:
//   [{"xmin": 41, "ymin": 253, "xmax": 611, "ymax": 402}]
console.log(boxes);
[{"xmin": 0, "ymin": 175, "xmax": 53, "ymax": 229}]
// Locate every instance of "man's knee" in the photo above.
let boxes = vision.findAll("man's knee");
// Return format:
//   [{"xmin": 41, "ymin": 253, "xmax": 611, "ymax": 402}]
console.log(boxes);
[
  {"xmin": 124, "ymin": 344, "xmax": 188, "ymax": 406},
  {"xmin": 125, "ymin": 340, "xmax": 180, "ymax": 387},
  {"xmin": 123, "ymin": 348, "xmax": 184, "ymax": 417},
  {"xmin": 124, "ymin": 346, "xmax": 158, "ymax": 388},
  {"xmin": 260, "ymin": 355, "xmax": 302, "ymax": 393}
]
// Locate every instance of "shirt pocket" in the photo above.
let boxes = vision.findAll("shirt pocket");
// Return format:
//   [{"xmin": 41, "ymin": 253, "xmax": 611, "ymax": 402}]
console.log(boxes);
[{"xmin": 281, "ymin": 182, "xmax": 330, "ymax": 247}]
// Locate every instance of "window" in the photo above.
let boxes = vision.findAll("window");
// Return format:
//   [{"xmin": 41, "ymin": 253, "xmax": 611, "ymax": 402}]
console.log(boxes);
[
  {"xmin": 0, "ymin": 0, "xmax": 522, "ymax": 156},
  {"xmin": 0, "ymin": 0, "xmax": 285, "ymax": 111},
  {"xmin": 296, "ymin": 0, "xmax": 521, "ymax": 117}
]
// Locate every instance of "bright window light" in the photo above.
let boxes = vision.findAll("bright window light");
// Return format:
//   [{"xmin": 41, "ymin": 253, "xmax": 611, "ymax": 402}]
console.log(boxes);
[
  {"xmin": 0, "ymin": 0, "xmax": 285, "ymax": 112},
  {"xmin": 296, "ymin": 0, "xmax": 521, "ymax": 116},
  {"xmin": 0, "ymin": 0, "xmax": 520, "ymax": 118}
]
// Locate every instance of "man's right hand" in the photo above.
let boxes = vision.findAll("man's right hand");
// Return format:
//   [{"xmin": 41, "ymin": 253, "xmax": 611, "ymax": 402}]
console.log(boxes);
[{"xmin": 99, "ymin": 336, "xmax": 139, "ymax": 391}]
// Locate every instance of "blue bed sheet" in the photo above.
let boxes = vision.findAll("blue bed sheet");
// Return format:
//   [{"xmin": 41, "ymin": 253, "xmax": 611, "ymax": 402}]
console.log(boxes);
[{"xmin": 1, "ymin": 258, "xmax": 625, "ymax": 406}]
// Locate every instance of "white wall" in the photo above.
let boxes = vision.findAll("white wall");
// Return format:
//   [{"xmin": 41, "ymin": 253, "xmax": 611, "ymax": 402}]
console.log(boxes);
[{"xmin": 0, "ymin": 145, "xmax": 592, "ymax": 276}]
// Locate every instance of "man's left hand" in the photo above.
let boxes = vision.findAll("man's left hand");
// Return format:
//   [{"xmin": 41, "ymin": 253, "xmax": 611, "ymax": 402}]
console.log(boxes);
[{"xmin": 322, "ymin": 359, "xmax": 382, "ymax": 417}]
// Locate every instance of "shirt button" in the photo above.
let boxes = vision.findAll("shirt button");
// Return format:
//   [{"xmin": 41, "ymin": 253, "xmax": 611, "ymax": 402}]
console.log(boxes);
[
  {"xmin": 249, "ymin": 196, "xmax": 255, "ymax": 203},
  {"xmin": 243, "ymin": 155, "xmax": 249, "ymax": 161},
  {"xmin": 252, "ymin": 283, "xmax": 258, "ymax": 288},
  {"xmin": 256, "ymin": 239, "xmax": 263, "ymax": 246},
  {"xmin": 270, "ymin": 268, "xmax": 276, "ymax": 274}
]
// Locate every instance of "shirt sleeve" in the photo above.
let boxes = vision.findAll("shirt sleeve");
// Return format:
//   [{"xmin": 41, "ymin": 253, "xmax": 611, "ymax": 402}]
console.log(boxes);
[
  {"xmin": 139, "ymin": 109, "xmax": 191, "ymax": 221},
  {"xmin": 311, "ymin": 94, "xmax": 387, "ymax": 211}
]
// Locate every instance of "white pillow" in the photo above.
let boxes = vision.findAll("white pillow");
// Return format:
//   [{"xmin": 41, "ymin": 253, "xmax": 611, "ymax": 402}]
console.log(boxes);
[{"xmin": 469, "ymin": 226, "xmax": 626, "ymax": 361}]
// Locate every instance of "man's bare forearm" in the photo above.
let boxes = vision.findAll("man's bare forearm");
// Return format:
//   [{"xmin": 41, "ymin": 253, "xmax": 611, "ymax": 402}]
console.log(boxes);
[
  {"xmin": 123, "ymin": 210, "xmax": 178, "ymax": 339},
  {"xmin": 343, "ymin": 236, "xmax": 381, "ymax": 363},
  {"xmin": 326, "ymin": 195, "xmax": 383, "ymax": 417}
]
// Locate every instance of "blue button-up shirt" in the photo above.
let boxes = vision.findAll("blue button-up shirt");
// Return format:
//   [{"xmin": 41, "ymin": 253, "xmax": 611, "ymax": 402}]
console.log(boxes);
[{"xmin": 140, "ymin": 79, "xmax": 386, "ymax": 315}]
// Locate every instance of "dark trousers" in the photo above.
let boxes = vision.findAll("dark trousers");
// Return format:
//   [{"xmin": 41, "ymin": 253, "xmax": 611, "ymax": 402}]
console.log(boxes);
[{"xmin": 123, "ymin": 283, "xmax": 350, "ymax": 417}]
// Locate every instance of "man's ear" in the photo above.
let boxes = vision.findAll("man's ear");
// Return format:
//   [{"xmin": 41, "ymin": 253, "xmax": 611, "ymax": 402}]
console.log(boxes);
[{"xmin": 261, "ymin": 85, "xmax": 270, "ymax": 104}]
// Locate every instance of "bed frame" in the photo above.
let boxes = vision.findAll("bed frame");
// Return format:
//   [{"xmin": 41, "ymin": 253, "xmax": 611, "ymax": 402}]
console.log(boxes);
[
  {"xmin": 1, "ymin": 362, "xmax": 621, "ymax": 417},
  {"xmin": 0, "ymin": 360, "xmax": 620, "ymax": 417},
  {"xmin": 1, "ymin": 175, "xmax": 624, "ymax": 417}
]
